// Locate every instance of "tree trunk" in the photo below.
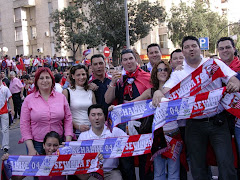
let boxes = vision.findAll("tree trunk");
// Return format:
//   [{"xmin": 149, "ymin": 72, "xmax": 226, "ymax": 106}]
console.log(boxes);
[
  {"xmin": 72, "ymin": 50, "xmax": 76, "ymax": 63},
  {"xmin": 112, "ymin": 45, "xmax": 119, "ymax": 66}
]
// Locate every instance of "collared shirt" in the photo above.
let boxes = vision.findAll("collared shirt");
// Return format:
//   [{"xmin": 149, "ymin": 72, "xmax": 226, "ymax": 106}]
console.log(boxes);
[
  {"xmin": 90, "ymin": 74, "xmax": 112, "ymax": 115},
  {"xmin": 20, "ymin": 90, "xmax": 73, "ymax": 142},
  {"xmin": 164, "ymin": 57, "xmax": 237, "ymax": 118},
  {"xmin": 9, "ymin": 77, "xmax": 23, "ymax": 94},
  {"xmin": 78, "ymin": 126, "xmax": 127, "ymax": 172}
]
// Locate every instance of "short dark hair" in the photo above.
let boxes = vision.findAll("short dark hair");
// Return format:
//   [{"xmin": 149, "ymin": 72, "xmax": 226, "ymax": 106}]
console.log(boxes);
[
  {"xmin": 22, "ymin": 74, "xmax": 30, "ymax": 80},
  {"xmin": 182, "ymin": 36, "xmax": 200, "ymax": 49},
  {"xmin": 121, "ymin": 49, "xmax": 136, "ymax": 61},
  {"xmin": 43, "ymin": 131, "xmax": 61, "ymax": 145},
  {"xmin": 217, "ymin": 37, "xmax": 235, "ymax": 48},
  {"xmin": 170, "ymin": 49, "xmax": 182, "ymax": 60},
  {"xmin": 91, "ymin": 54, "xmax": 105, "ymax": 64},
  {"xmin": 147, "ymin": 43, "xmax": 161, "ymax": 53},
  {"xmin": 88, "ymin": 104, "xmax": 104, "ymax": 116},
  {"xmin": 54, "ymin": 73, "xmax": 62, "ymax": 83}
]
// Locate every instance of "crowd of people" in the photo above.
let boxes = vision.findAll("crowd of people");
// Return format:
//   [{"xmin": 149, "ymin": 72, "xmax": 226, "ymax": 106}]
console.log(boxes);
[
  {"xmin": 0, "ymin": 35, "xmax": 240, "ymax": 180},
  {"xmin": 0, "ymin": 54, "xmax": 70, "ymax": 77}
]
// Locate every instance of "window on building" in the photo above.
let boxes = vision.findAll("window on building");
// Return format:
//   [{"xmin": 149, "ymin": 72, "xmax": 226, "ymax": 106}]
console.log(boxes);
[
  {"xmin": 0, "ymin": 11, "xmax": 1, "ymax": 22},
  {"xmin": 29, "ymin": 7, "xmax": 36, "ymax": 21},
  {"xmin": 30, "ymin": 26, "xmax": 37, "ymax": 39},
  {"xmin": 16, "ymin": 46, "xmax": 24, "ymax": 55},
  {"xmin": 14, "ymin": 8, "xmax": 21, "ymax": 22},
  {"xmin": 48, "ymin": 2, "xmax": 53, "ymax": 15},
  {"xmin": 159, "ymin": 34, "xmax": 168, "ymax": 48},
  {"xmin": 0, "ymin": 30, "xmax": 2, "ymax": 43},
  {"xmin": 15, "ymin": 27, "xmax": 23, "ymax": 41}
]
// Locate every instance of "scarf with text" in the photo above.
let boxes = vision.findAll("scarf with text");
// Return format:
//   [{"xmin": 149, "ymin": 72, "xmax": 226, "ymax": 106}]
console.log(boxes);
[{"xmin": 2, "ymin": 153, "xmax": 103, "ymax": 179}]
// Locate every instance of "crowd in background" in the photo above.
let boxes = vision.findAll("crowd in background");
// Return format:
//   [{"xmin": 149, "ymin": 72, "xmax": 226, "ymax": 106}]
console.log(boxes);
[{"xmin": 0, "ymin": 36, "xmax": 240, "ymax": 180}]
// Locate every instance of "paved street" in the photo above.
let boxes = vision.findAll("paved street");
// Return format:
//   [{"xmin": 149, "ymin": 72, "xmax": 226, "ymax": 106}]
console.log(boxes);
[{"xmin": 0, "ymin": 119, "xmax": 218, "ymax": 180}]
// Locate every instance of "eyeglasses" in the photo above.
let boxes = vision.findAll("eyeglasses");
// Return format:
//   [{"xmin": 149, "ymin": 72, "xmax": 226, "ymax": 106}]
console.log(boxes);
[{"xmin": 157, "ymin": 68, "xmax": 168, "ymax": 72}]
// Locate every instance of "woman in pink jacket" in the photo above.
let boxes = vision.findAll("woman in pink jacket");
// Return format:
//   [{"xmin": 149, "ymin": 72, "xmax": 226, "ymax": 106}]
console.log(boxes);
[{"xmin": 20, "ymin": 67, "xmax": 73, "ymax": 155}]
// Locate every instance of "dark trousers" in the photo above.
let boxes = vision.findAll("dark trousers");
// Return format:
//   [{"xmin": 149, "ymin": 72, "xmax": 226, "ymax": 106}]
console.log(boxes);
[
  {"xmin": 12, "ymin": 92, "xmax": 22, "ymax": 119},
  {"xmin": 179, "ymin": 127, "xmax": 188, "ymax": 180},
  {"xmin": 185, "ymin": 118, "xmax": 237, "ymax": 180},
  {"xmin": 119, "ymin": 154, "xmax": 153, "ymax": 180}
]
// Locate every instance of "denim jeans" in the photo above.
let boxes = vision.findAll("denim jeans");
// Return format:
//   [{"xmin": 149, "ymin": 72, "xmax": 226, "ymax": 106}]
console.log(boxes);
[
  {"xmin": 26, "ymin": 140, "xmax": 43, "ymax": 155},
  {"xmin": 153, "ymin": 151, "xmax": 180, "ymax": 180},
  {"xmin": 186, "ymin": 118, "xmax": 237, "ymax": 180}
]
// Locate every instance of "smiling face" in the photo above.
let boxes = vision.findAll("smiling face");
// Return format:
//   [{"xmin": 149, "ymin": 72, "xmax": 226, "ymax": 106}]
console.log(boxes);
[
  {"xmin": 218, "ymin": 40, "xmax": 235, "ymax": 64},
  {"xmin": 89, "ymin": 108, "xmax": 105, "ymax": 131},
  {"xmin": 72, "ymin": 68, "xmax": 87, "ymax": 87},
  {"xmin": 43, "ymin": 137, "xmax": 60, "ymax": 155},
  {"xmin": 37, "ymin": 72, "xmax": 52, "ymax": 92},
  {"xmin": 157, "ymin": 63, "xmax": 169, "ymax": 83},
  {"xmin": 147, "ymin": 46, "xmax": 162, "ymax": 66},
  {"xmin": 182, "ymin": 40, "xmax": 201, "ymax": 64},
  {"xmin": 170, "ymin": 52, "xmax": 184, "ymax": 69}
]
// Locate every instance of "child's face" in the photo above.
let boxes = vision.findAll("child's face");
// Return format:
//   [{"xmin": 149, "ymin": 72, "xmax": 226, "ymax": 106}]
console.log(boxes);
[
  {"xmin": 43, "ymin": 137, "xmax": 59, "ymax": 155},
  {"xmin": 23, "ymin": 79, "xmax": 28, "ymax": 85}
]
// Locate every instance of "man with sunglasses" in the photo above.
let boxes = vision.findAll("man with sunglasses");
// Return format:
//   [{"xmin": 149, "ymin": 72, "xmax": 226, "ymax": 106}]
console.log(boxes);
[
  {"xmin": 153, "ymin": 36, "xmax": 240, "ymax": 180},
  {"xmin": 105, "ymin": 49, "xmax": 153, "ymax": 180}
]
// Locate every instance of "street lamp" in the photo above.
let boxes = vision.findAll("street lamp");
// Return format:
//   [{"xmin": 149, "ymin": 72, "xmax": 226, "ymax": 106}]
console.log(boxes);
[
  {"xmin": 124, "ymin": 0, "xmax": 130, "ymax": 49},
  {"xmin": 0, "ymin": 46, "xmax": 8, "ymax": 57},
  {"xmin": 215, "ymin": 21, "xmax": 240, "ymax": 43}
]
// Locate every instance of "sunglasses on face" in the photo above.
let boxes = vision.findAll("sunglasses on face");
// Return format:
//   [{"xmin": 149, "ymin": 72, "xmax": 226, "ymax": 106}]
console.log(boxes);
[{"xmin": 157, "ymin": 68, "xmax": 168, "ymax": 72}]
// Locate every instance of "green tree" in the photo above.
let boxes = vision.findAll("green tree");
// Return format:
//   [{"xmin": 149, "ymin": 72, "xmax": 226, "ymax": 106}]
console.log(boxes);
[
  {"xmin": 76, "ymin": 0, "xmax": 166, "ymax": 65},
  {"xmin": 168, "ymin": 0, "xmax": 228, "ymax": 52},
  {"xmin": 51, "ymin": 6, "xmax": 100, "ymax": 61},
  {"xmin": 230, "ymin": 24, "xmax": 240, "ymax": 51}
]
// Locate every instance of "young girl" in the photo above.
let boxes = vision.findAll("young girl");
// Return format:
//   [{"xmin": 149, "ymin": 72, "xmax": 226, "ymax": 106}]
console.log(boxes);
[{"xmin": 1, "ymin": 131, "xmax": 66, "ymax": 180}]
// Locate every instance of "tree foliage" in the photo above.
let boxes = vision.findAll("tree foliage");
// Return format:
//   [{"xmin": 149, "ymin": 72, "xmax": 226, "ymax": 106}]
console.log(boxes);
[
  {"xmin": 230, "ymin": 24, "xmax": 240, "ymax": 52},
  {"xmin": 51, "ymin": 6, "xmax": 101, "ymax": 61},
  {"xmin": 76, "ymin": 0, "xmax": 166, "ymax": 65},
  {"xmin": 168, "ymin": 0, "xmax": 228, "ymax": 52}
]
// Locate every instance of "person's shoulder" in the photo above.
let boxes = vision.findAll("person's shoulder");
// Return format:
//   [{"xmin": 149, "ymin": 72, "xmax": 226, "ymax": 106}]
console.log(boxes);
[
  {"xmin": 24, "ymin": 92, "xmax": 36, "ymax": 101},
  {"xmin": 214, "ymin": 58, "xmax": 227, "ymax": 67},
  {"xmin": 78, "ymin": 130, "xmax": 90, "ymax": 140},
  {"xmin": 54, "ymin": 91, "xmax": 65, "ymax": 98},
  {"xmin": 140, "ymin": 64, "xmax": 149, "ymax": 72},
  {"xmin": 139, "ymin": 68, "xmax": 150, "ymax": 75},
  {"xmin": 112, "ymin": 127, "xmax": 127, "ymax": 137}
]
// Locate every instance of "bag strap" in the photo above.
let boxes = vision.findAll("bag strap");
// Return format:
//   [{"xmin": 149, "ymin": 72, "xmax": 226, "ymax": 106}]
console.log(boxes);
[{"xmin": 66, "ymin": 88, "xmax": 70, "ymax": 105}]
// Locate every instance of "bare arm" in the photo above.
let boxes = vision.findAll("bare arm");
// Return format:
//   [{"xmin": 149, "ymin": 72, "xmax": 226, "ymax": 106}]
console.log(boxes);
[
  {"xmin": 130, "ymin": 88, "xmax": 151, "ymax": 102},
  {"xmin": 105, "ymin": 72, "xmax": 121, "ymax": 104},
  {"xmin": 152, "ymin": 88, "xmax": 169, "ymax": 107},
  {"xmin": 8, "ymin": 97, "xmax": 15, "ymax": 117},
  {"xmin": 25, "ymin": 139, "xmax": 38, "ymax": 155},
  {"xmin": 62, "ymin": 89, "xmax": 68, "ymax": 100},
  {"xmin": 92, "ymin": 91, "xmax": 96, "ymax": 104},
  {"xmin": 105, "ymin": 83, "xmax": 116, "ymax": 104}
]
